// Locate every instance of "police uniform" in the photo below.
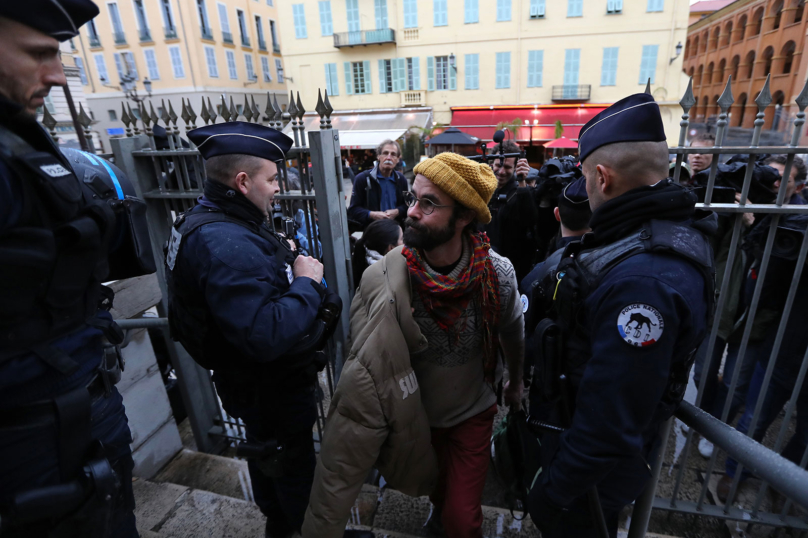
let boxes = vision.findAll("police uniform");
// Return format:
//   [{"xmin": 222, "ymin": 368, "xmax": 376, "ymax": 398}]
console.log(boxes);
[
  {"xmin": 526, "ymin": 94, "xmax": 716, "ymax": 538},
  {"xmin": 166, "ymin": 122, "xmax": 338, "ymax": 538},
  {"xmin": 0, "ymin": 3, "xmax": 154, "ymax": 536}
]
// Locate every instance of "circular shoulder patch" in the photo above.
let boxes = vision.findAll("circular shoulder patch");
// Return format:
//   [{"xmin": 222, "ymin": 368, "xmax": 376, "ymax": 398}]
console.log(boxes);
[
  {"xmin": 617, "ymin": 304, "xmax": 664, "ymax": 347},
  {"xmin": 520, "ymin": 294, "xmax": 529, "ymax": 313}
]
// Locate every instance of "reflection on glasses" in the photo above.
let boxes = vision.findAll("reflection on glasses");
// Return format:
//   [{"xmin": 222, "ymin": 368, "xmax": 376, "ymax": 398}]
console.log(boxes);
[{"xmin": 403, "ymin": 191, "xmax": 452, "ymax": 215}]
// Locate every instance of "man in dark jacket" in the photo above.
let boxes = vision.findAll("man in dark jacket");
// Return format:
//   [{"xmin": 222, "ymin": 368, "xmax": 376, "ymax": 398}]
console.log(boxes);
[
  {"xmin": 347, "ymin": 139, "xmax": 409, "ymax": 229},
  {"xmin": 166, "ymin": 122, "xmax": 332, "ymax": 538}
]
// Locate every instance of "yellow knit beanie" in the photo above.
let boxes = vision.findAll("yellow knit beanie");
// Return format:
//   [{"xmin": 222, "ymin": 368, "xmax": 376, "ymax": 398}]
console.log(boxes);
[{"xmin": 413, "ymin": 152, "xmax": 498, "ymax": 224}]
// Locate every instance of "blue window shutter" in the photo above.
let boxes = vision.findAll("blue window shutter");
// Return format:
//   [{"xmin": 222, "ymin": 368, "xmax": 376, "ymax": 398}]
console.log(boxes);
[
  {"xmin": 318, "ymin": 1, "xmax": 332, "ymax": 36},
  {"xmin": 639, "ymin": 45, "xmax": 658, "ymax": 84},
  {"xmin": 363, "ymin": 60, "xmax": 372, "ymax": 93},
  {"xmin": 427, "ymin": 56, "xmax": 435, "ymax": 91},
  {"xmin": 527, "ymin": 50, "xmax": 543, "ymax": 87},
  {"xmin": 496, "ymin": 52, "xmax": 510, "ymax": 88},
  {"xmin": 615, "ymin": 0, "xmax": 623, "ymax": 10},
  {"xmin": 293, "ymin": 4, "xmax": 307, "ymax": 38},
  {"xmin": 395, "ymin": 58, "xmax": 405, "ymax": 92},
  {"xmin": 346, "ymin": 0, "xmax": 359, "ymax": 31},
  {"xmin": 375, "ymin": 0, "xmax": 388, "ymax": 29},
  {"xmin": 403, "ymin": 0, "xmax": 417, "ymax": 28},
  {"xmin": 412, "ymin": 57, "xmax": 421, "ymax": 90},
  {"xmin": 464, "ymin": 54, "xmax": 478, "ymax": 89},
  {"xmin": 434, "ymin": 0, "xmax": 447, "ymax": 26},
  {"xmin": 344, "ymin": 62, "xmax": 353, "ymax": 94},
  {"xmin": 497, "ymin": 0, "xmax": 511, "ymax": 21},
  {"xmin": 378, "ymin": 59, "xmax": 387, "ymax": 93},
  {"xmin": 601, "ymin": 47, "xmax": 618, "ymax": 86},
  {"xmin": 465, "ymin": 0, "xmax": 478, "ymax": 23},
  {"xmin": 567, "ymin": 0, "xmax": 582, "ymax": 16}
]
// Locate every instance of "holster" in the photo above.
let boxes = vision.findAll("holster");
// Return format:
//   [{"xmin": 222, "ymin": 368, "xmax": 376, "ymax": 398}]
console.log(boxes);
[{"xmin": 533, "ymin": 318, "xmax": 564, "ymax": 404}]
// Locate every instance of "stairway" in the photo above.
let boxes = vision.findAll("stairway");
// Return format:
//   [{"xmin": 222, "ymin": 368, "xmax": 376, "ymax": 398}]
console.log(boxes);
[{"xmin": 133, "ymin": 449, "xmax": 678, "ymax": 538}]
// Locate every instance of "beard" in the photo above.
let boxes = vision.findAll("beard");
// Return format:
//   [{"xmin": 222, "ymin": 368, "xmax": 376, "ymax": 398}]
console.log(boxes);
[{"xmin": 403, "ymin": 216, "xmax": 456, "ymax": 251}]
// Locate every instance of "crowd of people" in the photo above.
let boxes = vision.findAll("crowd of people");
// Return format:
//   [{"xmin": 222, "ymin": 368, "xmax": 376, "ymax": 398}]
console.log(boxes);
[{"xmin": 2, "ymin": 2, "xmax": 807, "ymax": 538}]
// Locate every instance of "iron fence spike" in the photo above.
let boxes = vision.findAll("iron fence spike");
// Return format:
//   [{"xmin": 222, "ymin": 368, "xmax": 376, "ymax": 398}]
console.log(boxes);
[
  {"xmin": 795, "ymin": 77, "xmax": 808, "ymax": 112},
  {"xmin": 251, "ymin": 95, "xmax": 260, "ymax": 122},
  {"xmin": 296, "ymin": 91, "xmax": 305, "ymax": 118},
  {"xmin": 243, "ymin": 95, "xmax": 253, "ymax": 122},
  {"xmin": 680, "ymin": 78, "xmax": 696, "ymax": 113},
  {"xmin": 717, "ymin": 75, "xmax": 734, "ymax": 113},
  {"xmin": 220, "ymin": 95, "xmax": 230, "ymax": 122},
  {"xmin": 200, "ymin": 98, "xmax": 210, "ymax": 124},
  {"xmin": 187, "ymin": 98, "xmax": 197, "ymax": 125},
  {"xmin": 149, "ymin": 101, "xmax": 159, "ymax": 126},
  {"xmin": 41, "ymin": 105, "xmax": 57, "ymax": 130},
  {"xmin": 315, "ymin": 89, "xmax": 326, "ymax": 121},
  {"xmin": 323, "ymin": 89, "xmax": 333, "ymax": 117},
  {"xmin": 128, "ymin": 104, "xmax": 140, "ymax": 134},
  {"xmin": 160, "ymin": 99, "xmax": 171, "ymax": 124},
  {"xmin": 120, "ymin": 102, "xmax": 131, "ymax": 128},
  {"xmin": 272, "ymin": 94, "xmax": 282, "ymax": 118},
  {"xmin": 755, "ymin": 74, "xmax": 772, "ymax": 112},
  {"xmin": 207, "ymin": 97, "xmax": 217, "ymax": 123},
  {"xmin": 77, "ymin": 103, "xmax": 92, "ymax": 128},
  {"xmin": 287, "ymin": 92, "xmax": 298, "ymax": 118},
  {"xmin": 645, "ymin": 78, "xmax": 652, "ymax": 95},
  {"xmin": 265, "ymin": 92, "xmax": 275, "ymax": 121},
  {"xmin": 180, "ymin": 98, "xmax": 190, "ymax": 124},
  {"xmin": 140, "ymin": 102, "xmax": 151, "ymax": 127},
  {"xmin": 229, "ymin": 96, "xmax": 237, "ymax": 120},
  {"xmin": 168, "ymin": 100, "xmax": 179, "ymax": 125}
]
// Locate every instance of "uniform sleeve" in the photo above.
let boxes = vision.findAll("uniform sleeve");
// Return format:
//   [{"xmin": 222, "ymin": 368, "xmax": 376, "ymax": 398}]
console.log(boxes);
[
  {"xmin": 542, "ymin": 274, "xmax": 689, "ymax": 507},
  {"xmin": 0, "ymin": 161, "xmax": 22, "ymax": 231},
  {"xmin": 194, "ymin": 226, "xmax": 324, "ymax": 363}
]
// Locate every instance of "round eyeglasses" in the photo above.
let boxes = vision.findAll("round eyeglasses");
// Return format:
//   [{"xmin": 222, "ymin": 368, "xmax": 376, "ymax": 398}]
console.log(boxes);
[{"xmin": 403, "ymin": 191, "xmax": 453, "ymax": 215}]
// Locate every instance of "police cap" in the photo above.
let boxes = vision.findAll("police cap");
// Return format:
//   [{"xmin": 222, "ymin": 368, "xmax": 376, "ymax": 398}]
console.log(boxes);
[
  {"xmin": 0, "ymin": 0, "xmax": 99, "ymax": 41},
  {"xmin": 188, "ymin": 121, "xmax": 293, "ymax": 163},
  {"xmin": 578, "ymin": 93, "xmax": 667, "ymax": 164},
  {"xmin": 558, "ymin": 177, "xmax": 589, "ymax": 209}
]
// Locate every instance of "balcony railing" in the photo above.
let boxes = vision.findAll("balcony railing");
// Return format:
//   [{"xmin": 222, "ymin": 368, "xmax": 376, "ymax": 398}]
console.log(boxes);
[
  {"xmin": 222, "ymin": 31, "xmax": 233, "ymax": 44},
  {"xmin": 258, "ymin": 38, "xmax": 267, "ymax": 51},
  {"xmin": 113, "ymin": 31, "xmax": 127, "ymax": 45},
  {"xmin": 401, "ymin": 90, "xmax": 425, "ymax": 107},
  {"xmin": 273, "ymin": 43, "xmax": 281, "ymax": 53},
  {"xmin": 201, "ymin": 27, "xmax": 213, "ymax": 40},
  {"xmin": 241, "ymin": 35, "xmax": 251, "ymax": 47},
  {"xmin": 89, "ymin": 35, "xmax": 101, "ymax": 47},
  {"xmin": 551, "ymin": 84, "xmax": 591, "ymax": 101},
  {"xmin": 333, "ymin": 28, "xmax": 395, "ymax": 48},
  {"xmin": 139, "ymin": 29, "xmax": 152, "ymax": 42},
  {"xmin": 164, "ymin": 26, "xmax": 178, "ymax": 39}
]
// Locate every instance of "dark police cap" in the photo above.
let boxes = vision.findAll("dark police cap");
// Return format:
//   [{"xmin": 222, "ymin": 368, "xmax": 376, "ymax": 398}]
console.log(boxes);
[
  {"xmin": 0, "ymin": 0, "xmax": 99, "ymax": 41},
  {"xmin": 578, "ymin": 93, "xmax": 667, "ymax": 164},
  {"xmin": 558, "ymin": 177, "xmax": 589, "ymax": 208},
  {"xmin": 188, "ymin": 121, "xmax": 293, "ymax": 162}
]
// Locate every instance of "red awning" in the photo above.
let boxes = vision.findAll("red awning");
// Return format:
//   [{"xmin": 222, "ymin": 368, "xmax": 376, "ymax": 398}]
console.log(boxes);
[
  {"xmin": 450, "ymin": 104, "xmax": 609, "ymax": 143},
  {"xmin": 544, "ymin": 136, "xmax": 578, "ymax": 148}
]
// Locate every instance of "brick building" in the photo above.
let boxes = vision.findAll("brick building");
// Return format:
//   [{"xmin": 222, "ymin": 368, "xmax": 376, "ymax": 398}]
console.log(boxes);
[{"xmin": 683, "ymin": 0, "xmax": 807, "ymax": 136}]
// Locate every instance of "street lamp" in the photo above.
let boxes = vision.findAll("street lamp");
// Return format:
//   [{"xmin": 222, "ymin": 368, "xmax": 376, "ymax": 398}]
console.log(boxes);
[
  {"xmin": 669, "ymin": 41, "xmax": 683, "ymax": 64},
  {"xmin": 277, "ymin": 65, "xmax": 294, "ymax": 83},
  {"xmin": 449, "ymin": 53, "xmax": 457, "ymax": 72},
  {"xmin": 100, "ymin": 74, "xmax": 153, "ymax": 104}
]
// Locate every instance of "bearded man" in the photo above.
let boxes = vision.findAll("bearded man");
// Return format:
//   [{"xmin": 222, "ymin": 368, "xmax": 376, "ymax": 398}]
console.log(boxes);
[{"xmin": 303, "ymin": 152, "xmax": 525, "ymax": 538}]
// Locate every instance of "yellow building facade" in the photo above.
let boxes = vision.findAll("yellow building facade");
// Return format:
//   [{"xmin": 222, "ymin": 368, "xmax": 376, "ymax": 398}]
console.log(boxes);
[
  {"xmin": 277, "ymin": 0, "xmax": 691, "ymax": 145},
  {"xmin": 74, "ymin": 0, "xmax": 288, "ymax": 148}
]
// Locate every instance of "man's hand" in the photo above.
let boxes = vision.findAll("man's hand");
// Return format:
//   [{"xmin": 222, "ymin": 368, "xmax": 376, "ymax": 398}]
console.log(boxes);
[
  {"xmin": 384, "ymin": 208, "xmax": 399, "ymax": 219},
  {"xmin": 293, "ymin": 255, "xmax": 324, "ymax": 282},
  {"xmin": 504, "ymin": 379, "xmax": 523, "ymax": 411},
  {"xmin": 735, "ymin": 193, "xmax": 755, "ymax": 228},
  {"xmin": 369, "ymin": 211, "xmax": 391, "ymax": 220},
  {"xmin": 515, "ymin": 158, "xmax": 531, "ymax": 186}
]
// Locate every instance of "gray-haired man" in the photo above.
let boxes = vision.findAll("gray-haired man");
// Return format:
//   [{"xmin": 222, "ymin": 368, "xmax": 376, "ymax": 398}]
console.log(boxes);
[{"xmin": 347, "ymin": 139, "xmax": 409, "ymax": 230}]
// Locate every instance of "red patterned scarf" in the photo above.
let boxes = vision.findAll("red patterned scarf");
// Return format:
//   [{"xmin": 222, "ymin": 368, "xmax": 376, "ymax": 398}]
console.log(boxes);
[{"xmin": 403, "ymin": 232, "xmax": 501, "ymax": 383}]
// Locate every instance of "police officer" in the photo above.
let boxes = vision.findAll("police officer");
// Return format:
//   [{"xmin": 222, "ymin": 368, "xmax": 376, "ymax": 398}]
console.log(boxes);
[
  {"xmin": 526, "ymin": 93, "xmax": 716, "ymax": 538},
  {"xmin": 0, "ymin": 2, "xmax": 155, "ymax": 536},
  {"xmin": 166, "ymin": 121, "xmax": 339, "ymax": 538}
]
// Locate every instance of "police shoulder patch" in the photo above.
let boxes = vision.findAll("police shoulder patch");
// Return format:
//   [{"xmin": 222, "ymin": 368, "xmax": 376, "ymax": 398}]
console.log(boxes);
[
  {"xmin": 617, "ymin": 303, "xmax": 664, "ymax": 347},
  {"xmin": 520, "ymin": 294, "xmax": 529, "ymax": 313}
]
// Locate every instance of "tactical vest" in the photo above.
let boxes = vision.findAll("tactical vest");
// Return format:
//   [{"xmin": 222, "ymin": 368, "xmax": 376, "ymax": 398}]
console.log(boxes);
[
  {"xmin": 532, "ymin": 218, "xmax": 715, "ymax": 417},
  {"xmin": 165, "ymin": 208, "xmax": 298, "ymax": 371},
  {"xmin": 0, "ymin": 125, "xmax": 118, "ymax": 370}
]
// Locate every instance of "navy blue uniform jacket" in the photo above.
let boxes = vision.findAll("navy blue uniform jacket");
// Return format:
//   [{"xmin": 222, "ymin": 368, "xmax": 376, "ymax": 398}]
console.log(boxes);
[{"xmin": 347, "ymin": 165, "xmax": 408, "ymax": 228}]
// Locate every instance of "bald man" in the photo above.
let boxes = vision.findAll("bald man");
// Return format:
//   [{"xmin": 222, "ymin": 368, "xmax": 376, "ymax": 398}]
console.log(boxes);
[{"xmin": 526, "ymin": 94, "xmax": 716, "ymax": 538}]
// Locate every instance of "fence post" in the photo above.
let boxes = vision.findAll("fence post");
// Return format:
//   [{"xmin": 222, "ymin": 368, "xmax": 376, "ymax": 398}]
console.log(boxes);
[
  {"xmin": 111, "ymin": 135, "xmax": 226, "ymax": 454},
  {"xmin": 307, "ymin": 128, "xmax": 352, "ymax": 381},
  {"xmin": 627, "ymin": 417, "xmax": 672, "ymax": 538}
]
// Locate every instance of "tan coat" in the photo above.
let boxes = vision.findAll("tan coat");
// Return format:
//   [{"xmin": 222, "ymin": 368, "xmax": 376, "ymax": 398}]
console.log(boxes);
[{"xmin": 302, "ymin": 246, "xmax": 438, "ymax": 538}]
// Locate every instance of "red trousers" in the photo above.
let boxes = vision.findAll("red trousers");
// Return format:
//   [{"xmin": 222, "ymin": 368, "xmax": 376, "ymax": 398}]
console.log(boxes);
[{"xmin": 430, "ymin": 404, "xmax": 497, "ymax": 538}]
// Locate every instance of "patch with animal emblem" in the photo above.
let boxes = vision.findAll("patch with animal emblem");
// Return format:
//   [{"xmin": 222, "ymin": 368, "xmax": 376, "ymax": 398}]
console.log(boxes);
[
  {"xmin": 617, "ymin": 304, "xmax": 664, "ymax": 347},
  {"xmin": 520, "ymin": 294, "xmax": 529, "ymax": 313}
]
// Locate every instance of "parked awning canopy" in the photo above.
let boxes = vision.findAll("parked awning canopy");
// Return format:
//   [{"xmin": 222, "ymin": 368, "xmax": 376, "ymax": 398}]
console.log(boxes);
[
  {"xmin": 450, "ymin": 104, "xmax": 609, "ymax": 143},
  {"xmin": 283, "ymin": 107, "xmax": 432, "ymax": 149}
]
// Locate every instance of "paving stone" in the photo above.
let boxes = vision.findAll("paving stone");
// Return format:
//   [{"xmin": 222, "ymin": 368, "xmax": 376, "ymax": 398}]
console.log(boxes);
[
  {"xmin": 156, "ymin": 489, "xmax": 266, "ymax": 538},
  {"xmin": 132, "ymin": 478, "xmax": 189, "ymax": 532}
]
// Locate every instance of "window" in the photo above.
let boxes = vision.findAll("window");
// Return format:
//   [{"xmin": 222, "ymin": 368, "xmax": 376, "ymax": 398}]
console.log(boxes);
[
  {"xmin": 568, "ymin": 0, "xmax": 582, "ymax": 17},
  {"xmin": 527, "ymin": 50, "xmax": 543, "ymax": 87},
  {"xmin": 108, "ymin": 3, "xmax": 126, "ymax": 42},
  {"xmin": 495, "ymin": 52, "xmax": 510, "ymax": 88},
  {"xmin": 434, "ymin": 0, "xmax": 447, "ymax": 26},
  {"xmin": 255, "ymin": 15, "xmax": 265, "ymax": 48},
  {"xmin": 245, "ymin": 54, "xmax": 256, "ymax": 80},
  {"xmin": 144, "ymin": 49, "xmax": 160, "ymax": 79},
  {"xmin": 275, "ymin": 59, "xmax": 284, "ymax": 82},
  {"xmin": 218, "ymin": 3, "xmax": 231, "ymax": 41},
  {"xmin": 270, "ymin": 20, "xmax": 278, "ymax": 47},
  {"xmin": 437, "ymin": 56, "xmax": 449, "ymax": 89},
  {"xmin": 161, "ymin": 0, "xmax": 176, "ymax": 32},
  {"xmin": 237, "ymin": 9, "xmax": 249, "ymax": 45},
  {"xmin": 407, "ymin": 57, "xmax": 420, "ymax": 90},
  {"xmin": 601, "ymin": 47, "xmax": 618, "ymax": 85},
  {"xmin": 403, "ymin": 0, "xmax": 418, "ymax": 28},
  {"xmin": 497, "ymin": 0, "xmax": 511, "ymax": 21},
  {"xmin": 639, "ymin": 45, "xmax": 658, "ymax": 84},
  {"xmin": 607, "ymin": 0, "xmax": 623, "ymax": 13},
  {"xmin": 318, "ymin": 1, "xmax": 333, "ymax": 36},
  {"xmin": 530, "ymin": 0, "xmax": 545, "ymax": 18},
  {"xmin": 205, "ymin": 46, "xmax": 219, "ymax": 77},
  {"xmin": 563, "ymin": 48, "xmax": 580, "ymax": 97},
  {"xmin": 344, "ymin": 61, "xmax": 370, "ymax": 94},
  {"xmin": 87, "ymin": 19, "xmax": 100, "ymax": 42},
  {"xmin": 379, "ymin": 59, "xmax": 393, "ymax": 93},
  {"xmin": 169, "ymin": 46, "xmax": 185, "ymax": 78},
  {"xmin": 292, "ymin": 4, "xmax": 307, "ymax": 38},
  {"xmin": 197, "ymin": 0, "xmax": 211, "ymax": 35},
  {"xmin": 133, "ymin": 0, "xmax": 151, "ymax": 40},
  {"xmin": 114, "ymin": 51, "xmax": 138, "ymax": 81},
  {"xmin": 465, "ymin": 54, "xmax": 479, "ymax": 89},
  {"xmin": 375, "ymin": 0, "xmax": 388, "ymax": 29},
  {"xmin": 346, "ymin": 0, "xmax": 360, "ymax": 31},
  {"xmin": 325, "ymin": 63, "xmax": 339, "ymax": 95},
  {"xmin": 226, "ymin": 50, "xmax": 238, "ymax": 79},
  {"xmin": 43, "ymin": 95, "xmax": 55, "ymax": 114},
  {"xmin": 93, "ymin": 54, "xmax": 109, "ymax": 84},
  {"xmin": 647, "ymin": 0, "xmax": 663, "ymax": 12},
  {"xmin": 267, "ymin": 0, "xmax": 272, "ymax": 5},
  {"xmin": 75, "ymin": 57, "xmax": 88, "ymax": 85},
  {"xmin": 465, "ymin": 0, "xmax": 478, "ymax": 23},
  {"xmin": 262, "ymin": 56, "xmax": 272, "ymax": 81}
]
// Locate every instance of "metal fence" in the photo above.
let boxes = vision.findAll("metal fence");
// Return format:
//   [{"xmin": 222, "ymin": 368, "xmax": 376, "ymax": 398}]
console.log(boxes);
[
  {"xmin": 108, "ymin": 90, "xmax": 352, "ymax": 453},
  {"xmin": 628, "ymin": 74, "xmax": 808, "ymax": 536}
]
